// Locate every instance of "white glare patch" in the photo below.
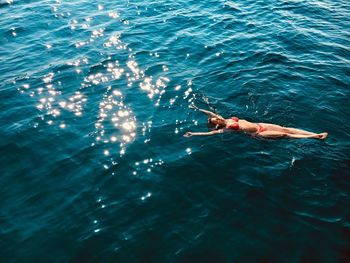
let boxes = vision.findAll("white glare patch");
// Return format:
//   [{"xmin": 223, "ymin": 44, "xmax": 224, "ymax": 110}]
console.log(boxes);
[
  {"xmin": 113, "ymin": 90, "xmax": 122, "ymax": 96},
  {"xmin": 59, "ymin": 101, "xmax": 66, "ymax": 108},
  {"xmin": 43, "ymin": 73, "xmax": 54, "ymax": 83},
  {"xmin": 291, "ymin": 157, "xmax": 296, "ymax": 167},
  {"xmin": 94, "ymin": 87, "xmax": 137, "ymax": 160},
  {"xmin": 108, "ymin": 12, "xmax": 119, "ymax": 18},
  {"xmin": 122, "ymin": 121, "xmax": 135, "ymax": 131},
  {"xmin": 141, "ymin": 192, "xmax": 152, "ymax": 201}
]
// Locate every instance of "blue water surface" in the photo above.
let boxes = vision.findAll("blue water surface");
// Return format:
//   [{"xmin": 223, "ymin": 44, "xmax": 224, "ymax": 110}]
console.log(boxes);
[{"xmin": 1, "ymin": 0, "xmax": 350, "ymax": 262}]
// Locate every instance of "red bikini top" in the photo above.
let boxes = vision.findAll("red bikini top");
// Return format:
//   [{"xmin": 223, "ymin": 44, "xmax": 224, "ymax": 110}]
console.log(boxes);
[{"xmin": 228, "ymin": 116, "xmax": 240, "ymax": 130}]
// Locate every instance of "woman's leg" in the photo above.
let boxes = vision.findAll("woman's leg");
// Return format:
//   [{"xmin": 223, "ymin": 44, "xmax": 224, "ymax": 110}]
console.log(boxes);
[
  {"xmin": 261, "ymin": 123, "xmax": 323, "ymax": 136},
  {"xmin": 285, "ymin": 133, "xmax": 328, "ymax": 139},
  {"xmin": 257, "ymin": 131, "xmax": 287, "ymax": 138},
  {"xmin": 282, "ymin": 127, "xmax": 318, "ymax": 135},
  {"xmin": 258, "ymin": 131, "xmax": 328, "ymax": 139}
]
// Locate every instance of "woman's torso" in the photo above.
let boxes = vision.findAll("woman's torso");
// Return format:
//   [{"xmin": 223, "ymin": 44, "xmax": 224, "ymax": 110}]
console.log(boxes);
[
  {"xmin": 226, "ymin": 118, "xmax": 285, "ymax": 134},
  {"xmin": 226, "ymin": 118, "xmax": 259, "ymax": 133}
]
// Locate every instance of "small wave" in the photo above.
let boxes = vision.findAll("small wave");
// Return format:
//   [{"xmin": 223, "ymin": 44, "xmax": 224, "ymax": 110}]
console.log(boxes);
[
  {"xmin": 223, "ymin": 1, "xmax": 242, "ymax": 12},
  {"xmin": 260, "ymin": 52, "xmax": 291, "ymax": 65},
  {"xmin": 225, "ymin": 51, "xmax": 291, "ymax": 69},
  {"xmin": 324, "ymin": 75, "xmax": 348, "ymax": 88},
  {"xmin": 0, "ymin": 0, "xmax": 13, "ymax": 7},
  {"xmin": 294, "ymin": 211, "xmax": 343, "ymax": 224}
]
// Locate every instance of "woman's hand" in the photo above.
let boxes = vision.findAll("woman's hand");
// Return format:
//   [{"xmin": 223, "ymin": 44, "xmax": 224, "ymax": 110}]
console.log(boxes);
[
  {"xmin": 189, "ymin": 104, "xmax": 199, "ymax": 110},
  {"xmin": 189, "ymin": 104, "xmax": 223, "ymax": 119},
  {"xmin": 184, "ymin": 132, "xmax": 192, "ymax": 137}
]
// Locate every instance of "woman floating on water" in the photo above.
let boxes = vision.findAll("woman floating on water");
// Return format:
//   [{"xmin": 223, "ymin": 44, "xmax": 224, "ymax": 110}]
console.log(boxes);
[{"xmin": 184, "ymin": 104, "xmax": 328, "ymax": 140}]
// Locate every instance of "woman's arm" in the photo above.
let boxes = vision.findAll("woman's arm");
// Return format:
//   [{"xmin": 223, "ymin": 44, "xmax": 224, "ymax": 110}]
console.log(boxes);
[
  {"xmin": 184, "ymin": 129, "xmax": 224, "ymax": 137},
  {"xmin": 190, "ymin": 104, "xmax": 223, "ymax": 119}
]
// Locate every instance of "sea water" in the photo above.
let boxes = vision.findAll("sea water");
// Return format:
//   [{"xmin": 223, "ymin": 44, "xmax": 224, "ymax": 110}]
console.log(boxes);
[{"xmin": 1, "ymin": 0, "xmax": 349, "ymax": 262}]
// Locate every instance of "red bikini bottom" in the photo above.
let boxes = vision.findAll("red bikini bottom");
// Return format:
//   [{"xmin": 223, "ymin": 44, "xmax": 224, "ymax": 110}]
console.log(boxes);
[{"xmin": 257, "ymin": 123, "xmax": 267, "ymax": 133}]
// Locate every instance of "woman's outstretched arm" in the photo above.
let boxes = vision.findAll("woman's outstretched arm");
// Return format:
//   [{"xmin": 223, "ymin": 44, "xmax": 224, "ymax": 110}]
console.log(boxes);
[
  {"xmin": 184, "ymin": 129, "xmax": 224, "ymax": 137},
  {"xmin": 190, "ymin": 104, "xmax": 223, "ymax": 119}
]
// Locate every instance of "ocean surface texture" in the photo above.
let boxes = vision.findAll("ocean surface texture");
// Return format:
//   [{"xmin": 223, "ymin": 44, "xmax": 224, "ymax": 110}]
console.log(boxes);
[{"xmin": 1, "ymin": 0, "xmax": 349, "ymax": 262}]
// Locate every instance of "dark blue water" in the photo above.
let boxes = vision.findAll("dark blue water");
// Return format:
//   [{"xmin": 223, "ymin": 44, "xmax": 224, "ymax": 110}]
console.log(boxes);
[{"xmin": 1, "ymin": 0, "xmax": 350, "ymax": 262}]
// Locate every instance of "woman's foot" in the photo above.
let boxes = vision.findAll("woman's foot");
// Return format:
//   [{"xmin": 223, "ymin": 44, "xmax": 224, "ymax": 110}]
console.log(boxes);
[{"xmin": 318, "ymin": 132, "xmax": 328, "ymax": 140}]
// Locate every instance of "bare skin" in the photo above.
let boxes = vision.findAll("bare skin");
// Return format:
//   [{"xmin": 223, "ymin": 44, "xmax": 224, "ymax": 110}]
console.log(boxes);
[{"xmin": 184, "ymin": 105, "xmax": 328, "ymax": 140}]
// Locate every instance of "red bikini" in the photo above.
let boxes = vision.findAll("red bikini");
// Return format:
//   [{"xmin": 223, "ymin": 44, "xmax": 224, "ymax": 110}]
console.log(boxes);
[
  {"xmin": 256, "ymin": 123, "xmax": 267, "ymax": 133},
  {"xmin": 228, "ymin": 117, "xmax": 267, "ymax": 133},
  {"xmin": 228, "ymin": 116, "xmax": 240, "ymax": 130}
]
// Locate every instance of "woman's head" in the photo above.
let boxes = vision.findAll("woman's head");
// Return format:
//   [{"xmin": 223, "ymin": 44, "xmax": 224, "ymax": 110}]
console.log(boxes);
[{"xmin": 208, "ymin": 117, "xmax": 226, "ymax": 128}]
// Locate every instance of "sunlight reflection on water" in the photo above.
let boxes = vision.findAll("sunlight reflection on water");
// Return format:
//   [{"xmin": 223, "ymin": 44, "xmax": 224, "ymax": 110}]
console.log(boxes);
[{"xmin": 15, "ymin": 0, "xmax": 176, "ymax": 167}]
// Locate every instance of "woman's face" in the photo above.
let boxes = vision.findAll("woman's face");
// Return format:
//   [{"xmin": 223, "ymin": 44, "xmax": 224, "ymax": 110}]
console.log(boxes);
[
  {"xmin": 209, "ymin": 117, "xmax": 218, "ymax": 124},
  {"xmin": 209, "ymin": 117, "xmax": 226, "ymax": 127}
]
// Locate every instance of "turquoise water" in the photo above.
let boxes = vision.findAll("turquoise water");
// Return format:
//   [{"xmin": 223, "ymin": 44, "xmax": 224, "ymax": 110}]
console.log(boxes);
[{"xmin": 1, "ymin": 0, "xmax": 350, "ymax": 262}]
